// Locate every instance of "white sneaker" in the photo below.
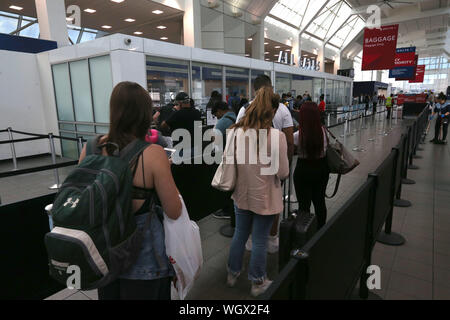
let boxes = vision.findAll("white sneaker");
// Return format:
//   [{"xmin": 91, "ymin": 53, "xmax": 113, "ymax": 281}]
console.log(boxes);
[
  {"xmin": 267, "ymin": 236, "xmax": 279, "ymax": 254},
  {"xmin": 245, "ymin": 238, "xmax": 252, "ymax": 251},
  {"xmin": 251, "ymin": 279, "xmax": 273, "ymax": 297}
]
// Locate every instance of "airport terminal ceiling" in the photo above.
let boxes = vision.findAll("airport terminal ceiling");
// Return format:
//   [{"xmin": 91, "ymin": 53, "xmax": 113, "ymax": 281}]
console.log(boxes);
[{"xmin": 1, "ymin": 1, "xmax": 448, "ymax": 58}]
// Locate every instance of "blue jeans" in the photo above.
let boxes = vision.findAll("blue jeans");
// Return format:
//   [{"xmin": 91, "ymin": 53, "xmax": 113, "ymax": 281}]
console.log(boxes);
[{"xmin": 227, "ymin": 206, "xmax": 275, "ymax": 283}]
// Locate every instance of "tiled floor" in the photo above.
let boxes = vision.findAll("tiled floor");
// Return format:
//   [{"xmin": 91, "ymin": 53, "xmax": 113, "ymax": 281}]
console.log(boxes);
[{"xmin": 3, "ymin": 111, "xmax": 447, "ymax": 300}]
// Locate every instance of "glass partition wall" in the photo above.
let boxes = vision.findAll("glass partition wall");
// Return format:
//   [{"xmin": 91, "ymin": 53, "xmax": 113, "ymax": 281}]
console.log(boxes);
[
  {"xmin": 51, "ymin": 55, "xmax": 113, "ymax": 159},
  {"xmin": 52, "ymin": 53, "xmax": 352, "ymax": 159},
  {"xmin": 192, "ymin": 62, "xmax": 223, "ymax": 111},
  {"xmin": 146, "ymin": 56, "xmax": 189, "ymax": 109}
]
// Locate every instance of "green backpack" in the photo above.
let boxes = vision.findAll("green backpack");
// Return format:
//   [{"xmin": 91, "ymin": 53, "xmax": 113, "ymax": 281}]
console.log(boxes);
[{"xmin": 45, "ymin": 137, "xmax": 153, "ymax": 290}]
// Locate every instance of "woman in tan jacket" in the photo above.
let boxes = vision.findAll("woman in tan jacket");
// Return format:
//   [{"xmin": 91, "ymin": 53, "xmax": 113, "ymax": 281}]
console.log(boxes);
[{"xmin": 226, "ymin": 86, "xmax": 289, "ymax": 297}]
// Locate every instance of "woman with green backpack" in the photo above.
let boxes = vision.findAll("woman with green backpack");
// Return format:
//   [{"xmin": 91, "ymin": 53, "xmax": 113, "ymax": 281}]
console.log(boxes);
[{"xmin": 77, "ymin": 82, "xmax": 182, "ymax": 300}]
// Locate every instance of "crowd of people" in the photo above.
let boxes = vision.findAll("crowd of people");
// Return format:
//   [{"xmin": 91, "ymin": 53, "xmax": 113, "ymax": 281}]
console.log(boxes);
[
  {"xmin": 78, "ymin": 77, "xmax": 335, "ymax": 300},
  {"xmin": 74, "ymin": 76, "xmax": 448, "ymax": 300}
]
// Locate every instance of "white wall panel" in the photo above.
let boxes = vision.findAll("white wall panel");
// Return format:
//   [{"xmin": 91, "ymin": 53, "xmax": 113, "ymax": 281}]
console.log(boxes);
[{"xmin": 0, "ymin": 51, "xmax": 50, "ymax": 160}]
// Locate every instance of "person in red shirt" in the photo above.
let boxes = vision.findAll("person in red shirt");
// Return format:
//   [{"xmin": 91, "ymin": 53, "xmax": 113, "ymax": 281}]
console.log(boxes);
[
  {"xmin": 318, "ymin": 94, "xmax": 326, "ymax": 112},
  {"xmin": 318, "ymin": 94, "xmax": 326, "ymax": 124}
]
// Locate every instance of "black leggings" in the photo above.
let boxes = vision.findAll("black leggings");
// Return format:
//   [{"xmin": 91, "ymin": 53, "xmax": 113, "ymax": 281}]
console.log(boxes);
[
  {"xmin": 98, "ymin": 277, "xmax": 172, "ymax": 300},
  {"xmin": 293, "ymin": 158, "xmax": 330, "ymax": 229}
]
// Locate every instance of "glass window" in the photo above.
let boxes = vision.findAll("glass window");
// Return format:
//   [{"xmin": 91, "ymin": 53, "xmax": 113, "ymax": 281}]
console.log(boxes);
[
  {"xmin": 313, "ymin": 78, "xmax": 325, "ymax": 103},
  {"xmin": 96, "ymin": 125, "xmax": 109, "ymax": 134},
  {"xmin": 80, "ymin": 30, "xmax": 97, "ymax": 43},
  {"xmin": 345, "ymin": 82, "xmax": 351, "ymax": 106},
  {"xmin": 192, "ymin": 62, "xmax": 223, "ymax": 111},
  {"xmin": 326, "ymin": 79, "xmax": 335, "ymax": 107},
  {"xmin": 275, "ymin": 72, "xmax": 291, "ymax": 95},
  {"xmin": 68, "ymin": 26, "xmax": 80, "ymax": 44},
  {"xmin": 147, "ymin": 56, "xmax": 189, "ymax": 109},
  {"xmin": 291, "ymin": 75, "xmax": 313, "ymax": 100},
  {"xmin": 226, "ymin": 67, "xmax": 249, "ymax": 103},
  {"xmin": 0, "ymin": 14, "xmax": 19, "ymax": 34},
  {"xmin": 89, "ymin": 55, "xmax": 113, "ymax": 123},
  {"xmin": 60, "ymin": 132, "xmax": 78, "ymax": 160},
  {"xmin": 59, "ymin": 123, "xmax": 75, "ymax": 131},
  {"xmin": 250, "ymin": 69, "xmax": 271, "ymax": 99},
  {"xmin": 52, "ymin": 63, "xmax": 75, "ymax": 121},
  {"xmin": 69, "ymin": 60, "xmax": 94, "ymax": 122},
  {"xmin": 76, "ymin": 124, "xmax": 95, "ymax": 133},
  {"xmin": 19, "ymin": 21, "xmax": 39, "ymax": 38}
]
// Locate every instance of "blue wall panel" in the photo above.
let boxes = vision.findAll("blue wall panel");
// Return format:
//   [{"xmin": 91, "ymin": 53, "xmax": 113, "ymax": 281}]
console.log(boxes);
[{"xmin": 0, "ymin": 33, "xmax": 57, "ymax": 54}]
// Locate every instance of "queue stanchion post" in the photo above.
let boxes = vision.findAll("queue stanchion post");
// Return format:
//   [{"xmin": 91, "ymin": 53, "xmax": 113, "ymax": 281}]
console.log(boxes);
[
  {"xmin": 327, "ymin": 113, "xmax": 331, "ymax": 127},
  {"xmin": 48, "ymin": 133, "xmax": 61, "ymax": 190},
  {"xmin": 77, "ymin": 137, "xmax": 84, "ymax": 158},
  {"xmin": 353, "ymin": 113, "xmax": 365, "ymax": 152},
  {"xmin": 7, "ymin": 127, "xmax": 18, "ymax": 171}
]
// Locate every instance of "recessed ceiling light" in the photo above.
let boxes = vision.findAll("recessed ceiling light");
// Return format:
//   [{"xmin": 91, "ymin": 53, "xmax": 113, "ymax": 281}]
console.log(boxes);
[
  {"xmin": 274, "ymin": 54, "xmax": 279, "ymax": 57},
  {"xmin": 265, "ymin": 59, "xmax": 270, "ymax": 61},
  {"xmin": 102, "ymin": 25, "xmax": 112, "ymax": 29},
  {"xmin": 160, "ymin": 37, "xmax": 168, "ymax": 40},
  {"xmin": 157, "ymin": 25, "xmax": 167, "ymax": 29},
  {"xmin": 264, "ymin": 52, "xmax": 269, "ymax": 54},
  {"xmin": 9, "ymin": 5, "xmax": 23, "ymax": 10},
  {"xmin": 286, "ymin": 49, "xmax": 291, "ymax": 51},
  {"xmin": 134, "ymin": 31, "xmax": 143, "ymax": 35},
  {"xmin": 245, "ymin": 54, "xmax": 250, "ymax": 57},
  {"xmin": 248, "ymin": 38, "xmax": 253, "ymax": 41},
  {"xmin": 264, "ymin": 42, "xmax": 269, "ymax": 45},
  {"xmin": 152, "ymin": 10, "xmax": 164, "ymax": 14},
  {"xmin": 124, "ymin": 18, "xmax": 135, "ymax": 22},
  {"xmin": 84, "ymin": 8, "xmax": 96, "ymax": 13},
  {"xmin": 111, "ymin": 0, "xmax": 125, "ymax": 3},
  {"xmin": 275, "ymin": 46, "xmax": 281, "ymax": 49}
]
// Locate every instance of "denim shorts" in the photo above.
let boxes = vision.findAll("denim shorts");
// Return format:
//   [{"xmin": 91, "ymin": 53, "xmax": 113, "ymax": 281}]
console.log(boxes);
[{"xmin": 120, "ymin": 211, "xmax": 174, "ymax": 281}]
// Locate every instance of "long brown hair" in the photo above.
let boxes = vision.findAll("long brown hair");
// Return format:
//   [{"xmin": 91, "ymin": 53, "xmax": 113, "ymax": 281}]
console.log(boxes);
[
  {"xmin": 298, "ymin": 102, "xmax": 324, "ymax": 160},
  {"xmin": 232, "ymin": 86, "xmax": 277, "ymax": 131},
  {"xmin": 105, "ymin": 81, "xmax": 152, "ymax": 155}
]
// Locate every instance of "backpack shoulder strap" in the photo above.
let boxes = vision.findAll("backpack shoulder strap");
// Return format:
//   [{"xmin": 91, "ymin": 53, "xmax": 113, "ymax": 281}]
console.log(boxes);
[
  {"xmin": 86, "ymin": 136, "xmax": 104, "ymax": 156},
  {"xmin": 120, "ymin": 139, "xmax": 151, "ymax": 165}
]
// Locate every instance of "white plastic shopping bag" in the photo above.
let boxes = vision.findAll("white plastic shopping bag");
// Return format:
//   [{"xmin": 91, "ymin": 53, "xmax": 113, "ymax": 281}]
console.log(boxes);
[{"xmin": 163, "ymin": 195, "xmax": 203, "ymax": 300}]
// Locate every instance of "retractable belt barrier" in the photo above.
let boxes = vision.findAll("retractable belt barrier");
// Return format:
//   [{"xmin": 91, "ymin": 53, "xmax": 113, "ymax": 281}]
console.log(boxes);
[{"xmin": 261, "ymin": 105, "xmax": 428, "ymax": 301}]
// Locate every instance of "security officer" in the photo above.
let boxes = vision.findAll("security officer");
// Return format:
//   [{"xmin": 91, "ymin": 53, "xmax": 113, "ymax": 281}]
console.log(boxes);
[{"xmin": 430, "ymin": 92, "xmax": 450, "ymax": 144}]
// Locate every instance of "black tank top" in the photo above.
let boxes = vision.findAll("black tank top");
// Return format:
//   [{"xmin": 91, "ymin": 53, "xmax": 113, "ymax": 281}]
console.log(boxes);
[{"xmin": 131, "ymin": 153, "xmax": 160, "ymax": 216}]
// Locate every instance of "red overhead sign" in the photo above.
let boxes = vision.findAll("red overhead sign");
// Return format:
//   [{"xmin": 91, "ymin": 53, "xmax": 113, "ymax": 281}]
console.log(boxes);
[
  {"xmin": 409, "ymin": 65, "xmax": 426, "ymax": 83},
  {"xmin": 362, "ymin": 24, "xmax": 399, "ymax": 71}
]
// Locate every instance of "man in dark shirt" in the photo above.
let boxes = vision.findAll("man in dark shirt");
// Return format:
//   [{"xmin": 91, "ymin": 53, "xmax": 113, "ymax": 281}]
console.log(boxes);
[
  {"xmin": 161, "ymin": 92, "xmax": 202, "ymax": 149},
  {"xmin": 155, "ymin": 102, "xmax": 178, "ymax": 135}
]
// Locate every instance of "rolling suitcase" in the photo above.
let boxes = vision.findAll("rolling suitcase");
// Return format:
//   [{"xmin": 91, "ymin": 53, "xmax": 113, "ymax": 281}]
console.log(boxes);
[{"xmin": 279, "ymin": 165, "xmax": 318, "ymax": 271}]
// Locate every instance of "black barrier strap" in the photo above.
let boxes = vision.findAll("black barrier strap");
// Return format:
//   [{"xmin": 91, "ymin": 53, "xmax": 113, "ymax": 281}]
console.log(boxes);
[
  {"xmin": 0, "ymin": 161, "xmax": 78, "ymax": 179},
  {"xmin": 52, "ymin": 135, "xmax": 87, "ymax": 143},
  {"xmin": 359, "ymin": 175, "xmax": 377, "ymax": 299},
  {"xmin": 0, "ymin": 136, "xmax": 48, "ymax": 145},
  {"xmin": 326, "ymin": 109, "xmax": 387, "ymax": 129},
  {"xmin": 9, "ymin": 129, "xmax": 47, "ymax": 138},
  {"xmin": 384, "ymin": 148, "xmax": 400, "ymax": 235}
]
